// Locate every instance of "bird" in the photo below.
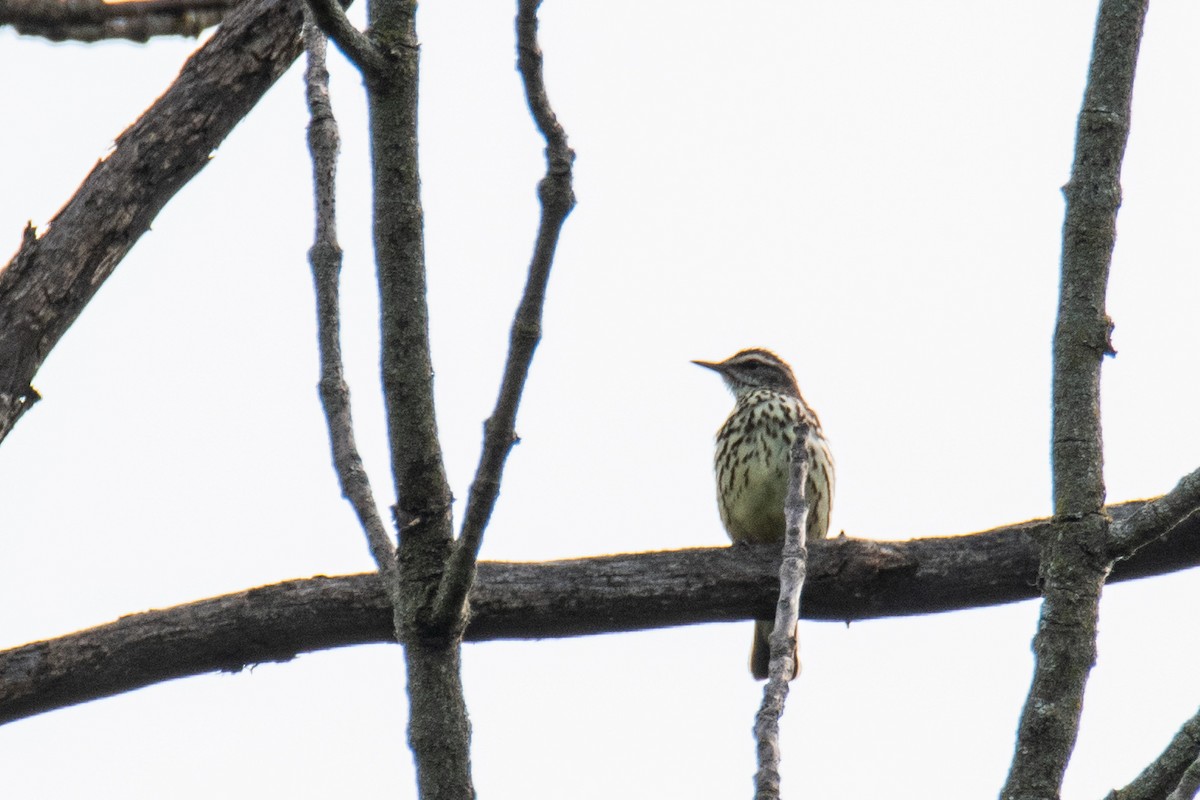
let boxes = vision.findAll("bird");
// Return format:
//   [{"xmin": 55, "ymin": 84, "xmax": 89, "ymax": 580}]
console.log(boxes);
[{"xmin": 693, "ymin": 348, "xmax": 835, "ymax": 680}]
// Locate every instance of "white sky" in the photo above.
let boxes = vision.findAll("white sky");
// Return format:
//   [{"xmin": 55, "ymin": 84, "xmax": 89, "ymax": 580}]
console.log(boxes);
[{"xmin": 2, "ymin": 1, "xmax": 1199, "ymax": 797}]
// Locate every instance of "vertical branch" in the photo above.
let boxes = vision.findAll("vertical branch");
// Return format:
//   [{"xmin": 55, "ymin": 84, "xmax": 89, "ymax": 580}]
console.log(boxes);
[
  {"xmin": 367, "ymin": 0, "xmax": 453, "ymax": 549},
  {"xmin": 311, "ymin": 0, "xmax": 466, "ymax": 795},
  {"xmin": 303, "ymin": 17, "xmax": 397, "ymax": 601},
  {"xmin": 363, "ymin": 0, "xmax": 467, "ymax": 797},
  {"xmin": 1002, "ymin": 2, "xmax": 1147, "ymax": 798},
  {"xmin": 432, "ymin": 0, "xmax": 575, "ymax": 628},
  {"xmin": 753, "ymin": 427, "xmax": 809, "ymax": 800}
]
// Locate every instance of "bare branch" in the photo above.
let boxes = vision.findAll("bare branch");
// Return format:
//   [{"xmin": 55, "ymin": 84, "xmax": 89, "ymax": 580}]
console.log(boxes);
[
  {"xmin": 1169, "ymin": 759, "xmax": 1200, "ymax": 800},
  {"xmin": 515, "ymin": 0, "xmax": 574, "ymax": 161},
  {"xmin": 2, "ymin": 0, "xmax": 230, "ymax": 42},
  {"xmin": 358, "ymin": 0, "xmax": 468, "ymax": 792},
  {"xmin": 0, "ymin": 0, "xmax": 315, "ymax": 447},
  {"xmin": 1106, "ymin": 705, "xmax": 1200, "ymax": 800},
  {"xmin": 303, "ymin": 18, "xmax": 397, "ymax": 600},
  {"xmin": 362, "ymin": 0, "xmax": 452, "ymax": 574},
  {"xmin": 754, "ymin": 429, "xmax": 809, "ymax": 799},
  {"xmin": 3, "ymin": 496, "xmax": 1197, "ymax": 726},
  {"xmin": 303, "ymin": 0, "xmax": 385, "ymax": 76},
  {"xmin": 433, "ymin": 0, "xmax": 576, "ymax": 630},
  {"xmin": 1109, "ymin": 465, "xmax": 1200, "ymax": 561},
  {"xmin": 1003, "ymin": 1, "xmax": 1148, "ymax": 796}
]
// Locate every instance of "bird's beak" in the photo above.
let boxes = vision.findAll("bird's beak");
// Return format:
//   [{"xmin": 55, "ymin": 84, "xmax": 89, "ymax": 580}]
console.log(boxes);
[{"xmin": 691, "ymin": 359, "xmax": 724, "ymax": 373}]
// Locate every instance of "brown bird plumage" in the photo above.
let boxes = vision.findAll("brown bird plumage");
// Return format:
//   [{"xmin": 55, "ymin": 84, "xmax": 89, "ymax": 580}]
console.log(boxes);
[{"xmin": 694, "ymin": 349, "xmax": 835, "ymax": 679}]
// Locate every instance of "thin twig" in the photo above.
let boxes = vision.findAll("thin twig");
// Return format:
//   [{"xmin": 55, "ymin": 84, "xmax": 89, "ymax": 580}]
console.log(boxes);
[
  {"xmin": 304, "ymin": 0, "xmax": 385, "ymax": 76},
  {"xmin": 303, "ymin": 17, "xmax": 398, "ymax": 600},
  {"xmin": 1002, "ymin": 2, "xmax": 1148, "ymax": 797},
  {"xmin": 1106, "ymin": 705, "xmax": 1200, "ymax": 800},
  {"xmin": 1108, "ymin": 465, "xmax": 1200, "ymax": 561},
  {"xmin": 753, "ymin": 427, "xmax": 809, "ymax": 799},
  {"xmin": 431, "ymin": 0, "xmax": 575, "ymax": 629}
]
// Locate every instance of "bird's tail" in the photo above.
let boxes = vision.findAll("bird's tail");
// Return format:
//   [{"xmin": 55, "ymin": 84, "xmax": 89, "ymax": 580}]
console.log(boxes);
[{"xmin": 750, "ymin": 619, "xmax": 800, "ymax": 681}]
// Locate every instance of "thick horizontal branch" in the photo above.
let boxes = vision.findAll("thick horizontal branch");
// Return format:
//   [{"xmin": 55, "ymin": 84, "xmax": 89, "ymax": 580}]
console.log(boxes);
[
  {"xmin": 1110, "ymin": 464, "xmax": 1200, "ymax": 561},
  {"xmin": 4, "ymin": 0, "xmax": 233, "ymax": 42},
  {"xmin": 1, "ymin": 500, "xmax": 1198, "ymax": 725}
]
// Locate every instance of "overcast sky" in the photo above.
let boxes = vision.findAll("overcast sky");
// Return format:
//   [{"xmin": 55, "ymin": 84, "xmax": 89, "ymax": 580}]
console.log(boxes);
[{"xmin": 2, "ymin": 1, "xmax": 1199, "ymax": 797}]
